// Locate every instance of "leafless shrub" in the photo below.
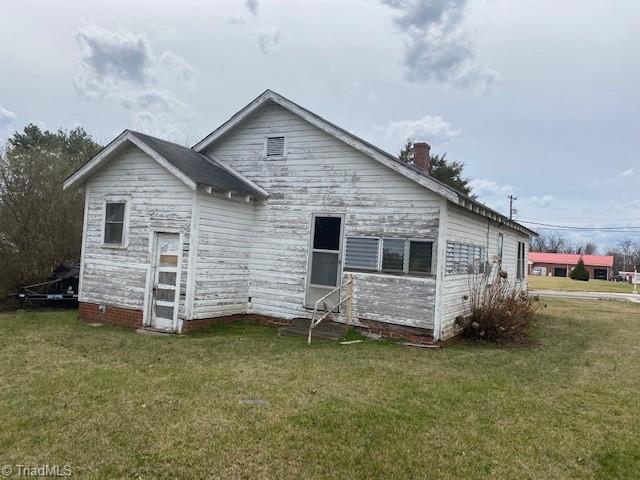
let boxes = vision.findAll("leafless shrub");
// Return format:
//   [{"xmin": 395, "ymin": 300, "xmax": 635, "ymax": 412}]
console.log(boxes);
[{"xmin": 457, "ymin": 274, "xmax": 542, "ymax": 344}]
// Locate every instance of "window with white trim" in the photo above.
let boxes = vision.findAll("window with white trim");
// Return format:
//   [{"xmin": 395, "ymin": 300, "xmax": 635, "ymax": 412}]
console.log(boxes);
[
  {"xmin": 266, "ymin": 136, "xmax": 285, "ymax": 157},
  {"xmin": 104, "ymin": 201, "xmax": 126, "ymax": 246},
  {"xmin": 517, "ymin": 241, "xmax": 526, "ymax": 280},
  {"xmin": 497, "ymin": 233, "xmax": 504, "ymax": 259},
  {"xmin": 344, "ymin": 237, "xmax": 433, "ymax": 276},
  {"xmin": 446, "ymin": 241, "xmax": 487, "ymax": 274}
]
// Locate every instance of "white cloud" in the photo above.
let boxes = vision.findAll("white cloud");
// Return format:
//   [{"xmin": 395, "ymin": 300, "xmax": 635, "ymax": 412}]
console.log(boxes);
[
  {"xmin": 380, "ymin": 0, "xmax": 499, "ymax": 91},
  {"xmin": 257, "ymin": 27, "xmax": 281, "ymax": 55},
  {"xmin": 379, "ymin": 115, "xmax": 460, "ymax": 150},
  {"xmin": 468, "ymin": 178, "xmax": 513, "ymax": 197},
  {"xmin": 529, "ymin": 194, "xmax": 555, "ymax": 207},
  {"xmin": 620, "ymin": 168, "xmax": 634, "ymax": 177},
  {"xmin": 0, "ymin": 105, "xmax": 16, "ymax": 129},
  {"xmin": 74, "ymin": 23, "xmax": 195, "ymax": 140}
]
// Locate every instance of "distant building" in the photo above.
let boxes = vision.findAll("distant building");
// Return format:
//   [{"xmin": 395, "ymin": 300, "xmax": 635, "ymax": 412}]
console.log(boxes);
[{"xmin": 528, "ymin": 252, "xmax": 613, "ymax": 280}]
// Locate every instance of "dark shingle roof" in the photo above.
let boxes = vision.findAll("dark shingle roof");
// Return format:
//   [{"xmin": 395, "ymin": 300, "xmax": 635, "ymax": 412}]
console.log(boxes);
[{"xmin": 128, "ymin": 130, "xmax": 267, "ymax": 198}]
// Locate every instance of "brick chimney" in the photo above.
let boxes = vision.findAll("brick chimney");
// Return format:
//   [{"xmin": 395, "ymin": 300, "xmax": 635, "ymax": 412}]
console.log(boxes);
[{"xmin": 413, "ymin": 142, "xmax": 431, "ymax": 173}]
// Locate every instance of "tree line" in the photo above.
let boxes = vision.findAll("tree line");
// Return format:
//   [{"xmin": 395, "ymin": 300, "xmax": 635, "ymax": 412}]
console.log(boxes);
[{"xmin": 0, "ymin": 125, "xmax": 102, "ymax": 298}]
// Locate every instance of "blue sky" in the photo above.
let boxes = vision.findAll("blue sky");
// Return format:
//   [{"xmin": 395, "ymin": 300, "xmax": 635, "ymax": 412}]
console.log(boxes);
[{"xmin": 1, "ymin": 0, "xmax": 639, "ymax": 249}]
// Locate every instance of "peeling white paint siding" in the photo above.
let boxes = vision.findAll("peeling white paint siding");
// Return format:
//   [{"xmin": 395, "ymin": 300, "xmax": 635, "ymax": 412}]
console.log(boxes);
[
  {"xmin": 203, "ymin": 104, "xmax": 441, "ymax": 329},
  {"xmin": 348, "ymin": 272, "xmax": 436, "ymax": 328},
  {"xmin": 441, "ymin": 203, "xmax": 530, "ymax": 339},
  {"xmin": 193, "ymin": 192, "xmax": 255, "ymax": 318},
  {"xmin": 81, "ymin": 145, "xmax": 193, "ymax": 317}
]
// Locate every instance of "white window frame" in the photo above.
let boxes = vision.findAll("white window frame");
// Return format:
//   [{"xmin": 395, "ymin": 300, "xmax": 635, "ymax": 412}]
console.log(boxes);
[
  {"xmin": 446, "ymin": 241, "xmax": 487, "ymax": 275},
  {"xmin": 264, "ymin": 135, "xmax": 287, "ymax": 158},
  {"xmin": 497, "ymin": 232, "xmax": 504, "ymax": 260},
  {"xmin": 381, "ymin": 238, "xmax": 406, "ymax": 273},
  {"xmin": 407, "ymin": 238, "xmax": 434, "ymax": 275},
  {"xmin": 102, "ymin": 197, "xmax": 130, "ymax": 249}
]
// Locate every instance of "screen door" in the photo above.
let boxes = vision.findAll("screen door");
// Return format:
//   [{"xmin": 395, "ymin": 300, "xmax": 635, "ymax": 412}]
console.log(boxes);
[{"xmin": 305, "ymin": 215, "xmax": 344, "ymax": 308}]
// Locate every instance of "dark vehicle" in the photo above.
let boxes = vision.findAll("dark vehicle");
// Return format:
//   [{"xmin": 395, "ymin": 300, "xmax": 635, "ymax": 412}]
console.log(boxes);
[{"xmin": 15, "ymin": 263, "xmax": 79, "ymax": 308}]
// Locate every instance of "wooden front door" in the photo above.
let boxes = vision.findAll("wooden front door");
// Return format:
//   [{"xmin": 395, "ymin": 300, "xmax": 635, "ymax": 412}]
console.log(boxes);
[
  {"xmin": 150, "ymin": 233, "xmax": 181, "ymax": 331},
  {"xmin": 305, "ymin": 215, "xmax": 344, "ymax": 308}
]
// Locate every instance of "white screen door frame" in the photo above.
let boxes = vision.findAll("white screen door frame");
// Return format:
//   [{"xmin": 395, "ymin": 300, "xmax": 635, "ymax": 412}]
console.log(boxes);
[
  {"xmin": 144, "ymin": 231, "xmax": 182, "ymax": 331},
  {"xmin": 304, "ymin": 213, "xmax": 345, "ymax": 309}
]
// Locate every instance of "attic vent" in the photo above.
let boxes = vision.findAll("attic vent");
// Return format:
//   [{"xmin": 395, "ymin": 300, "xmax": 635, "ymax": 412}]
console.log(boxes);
[{"xmin": 266, "ymin": 136, "xmax": 285, "ymax": 157}]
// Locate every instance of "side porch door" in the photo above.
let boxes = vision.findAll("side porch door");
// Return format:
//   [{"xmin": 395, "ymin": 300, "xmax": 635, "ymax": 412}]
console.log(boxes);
[
  {"xmin": 305, "ymin": 215, "xmax": 344, "ymax": 309},
  {"xmin": 148, "ymin": 232, "xmax": 181, "ymax": 331}
]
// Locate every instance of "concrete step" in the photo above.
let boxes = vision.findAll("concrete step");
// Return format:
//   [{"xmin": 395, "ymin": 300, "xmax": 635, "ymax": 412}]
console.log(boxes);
[{"xmin": 135, "ymin": 327, "xmax": 177, "ymax": 336}]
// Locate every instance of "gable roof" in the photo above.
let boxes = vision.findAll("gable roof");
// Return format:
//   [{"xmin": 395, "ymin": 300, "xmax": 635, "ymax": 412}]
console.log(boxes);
[
  {"xmin": 529, "ymin": 252, "xmax": 614, "ymax": 268},
  {"xmin": 193, "ymin": 89, "xmax": 536, "ymax": 237},
  {"xmin": 63, "ymin": 130, "xmax": 268, "ymax": 199}
]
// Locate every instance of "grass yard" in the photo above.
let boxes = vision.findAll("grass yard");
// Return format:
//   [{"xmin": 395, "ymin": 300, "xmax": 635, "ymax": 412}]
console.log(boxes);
[
  {"xmin": 1, "ymin": 301, "xmax": 640, "ymax": 479},
  {"xmin": 529, "ymin": 274, "xmax": 635, "ymax": 294}
]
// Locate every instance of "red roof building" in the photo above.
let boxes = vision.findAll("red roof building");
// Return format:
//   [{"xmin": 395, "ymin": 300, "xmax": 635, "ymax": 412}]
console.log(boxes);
[{"xmin": 528, "ymin": 252, "xmax": 614, "ymax": 280}]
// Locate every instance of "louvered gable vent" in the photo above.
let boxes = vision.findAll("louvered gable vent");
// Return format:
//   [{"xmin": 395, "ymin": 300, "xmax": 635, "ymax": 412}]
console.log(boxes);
[{"xmin": 266, "ymin": 136, "xmax": 285, "ymax": 157}]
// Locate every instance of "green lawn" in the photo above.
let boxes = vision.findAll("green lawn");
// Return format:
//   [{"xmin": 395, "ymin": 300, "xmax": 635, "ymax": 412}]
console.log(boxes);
[
  {"xmin": 529, "ymin": 274, "xmax": 636, "ymax": 294},
  {"xmin": 1, "ymin": 302, "xmax": 639, "ymax": 479}
]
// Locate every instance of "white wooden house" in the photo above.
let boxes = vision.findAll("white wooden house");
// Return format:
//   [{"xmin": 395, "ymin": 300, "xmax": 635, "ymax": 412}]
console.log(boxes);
[{"xmin": 64, "ymin": 90, "xmax": 534, "ymax": 341}]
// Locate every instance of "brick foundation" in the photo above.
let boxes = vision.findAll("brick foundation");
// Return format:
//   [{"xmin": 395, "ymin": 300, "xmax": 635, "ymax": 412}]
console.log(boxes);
[
  {"xmin": 79, "ymin": 302, "xmax": 143, "ymax": 329},
  {"xmin": 355, "ymin": 317, "xmax": 434, "ymax": 344},
  {"xmin": 79, "ymin": 302, "xmax": 435, "ymax": 343},
  {"xmin": 184, "ymin": 313, "xmax": 434, "ymax": 343}
]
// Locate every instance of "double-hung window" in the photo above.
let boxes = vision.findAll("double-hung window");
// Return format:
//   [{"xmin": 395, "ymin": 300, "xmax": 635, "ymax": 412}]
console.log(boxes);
[
  {"xmin": 344, "ymin": 237, "xmax": 433, "ymax": 276},
  {"xmin": 103, "ymin": 201, "xmax": 126, "ymax": 246}
]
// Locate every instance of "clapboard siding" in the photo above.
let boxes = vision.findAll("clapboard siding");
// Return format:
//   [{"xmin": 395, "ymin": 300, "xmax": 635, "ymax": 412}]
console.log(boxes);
[
  {"xmin": 81, "ymin": 144, "xmax": 193, "ymax": 317},
  {"xmin": 193, "ymin": 193, "xmax": 254, "ymax": 318},
  {"xmin": 203, "ymin": 103, "xmax": 440, "ymax": 328},
  {"xmin": 441, "ymin": 203, "xmax": 529, "ymax": 339},
  {"xmin": 349, "ymin": 272, "xmax": 436, "ymax": 329}
]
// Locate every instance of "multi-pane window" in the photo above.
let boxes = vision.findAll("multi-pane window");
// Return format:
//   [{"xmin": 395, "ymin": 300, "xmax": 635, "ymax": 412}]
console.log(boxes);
[
  {"xmin": 517, "ymin": 241, "xmax": 526, "ymax": 280},
  {"xmin": 445, "ymin": 242, "xmax": 487, "ymax": 274},
  {"xmin": 344, "ymin": 237, "xmax": 433, "ymax": 276},
  {"xmin": 104, "ymin": 202, "xmax": 126, "ymax": 245}
]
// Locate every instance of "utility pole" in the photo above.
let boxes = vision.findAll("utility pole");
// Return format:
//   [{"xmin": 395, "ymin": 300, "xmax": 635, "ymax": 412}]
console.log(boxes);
[{"xmin": 508, "ymin": 195, "xmax": 518, "ymax": 220}]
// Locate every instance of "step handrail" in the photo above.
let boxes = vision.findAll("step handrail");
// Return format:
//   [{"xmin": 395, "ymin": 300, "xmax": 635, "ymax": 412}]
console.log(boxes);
[{"xmin": 308, "ymin": 274, "xmax": 353, "ymax": 345}]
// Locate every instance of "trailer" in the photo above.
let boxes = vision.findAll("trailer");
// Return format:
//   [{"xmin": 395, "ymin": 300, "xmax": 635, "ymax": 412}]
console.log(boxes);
[{"xmin": 14, "ymin": 263, "xmax": 79, "ymax": 308}]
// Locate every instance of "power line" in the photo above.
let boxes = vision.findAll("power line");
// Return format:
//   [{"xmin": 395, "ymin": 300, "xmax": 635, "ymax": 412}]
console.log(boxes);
[
  {"xmin": 532, "ymin": 227, "xmax": 640, "ymax": 233},
  {"xmin": 518, "ymin": 220, "xmax": 640, "ymax": 231}
]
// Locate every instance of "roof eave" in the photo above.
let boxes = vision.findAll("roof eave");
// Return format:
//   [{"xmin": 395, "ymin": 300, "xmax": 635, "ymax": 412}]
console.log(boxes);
[{"xmin": 63, "ymin": 131, "xmax": 197, "ymax": 191}]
